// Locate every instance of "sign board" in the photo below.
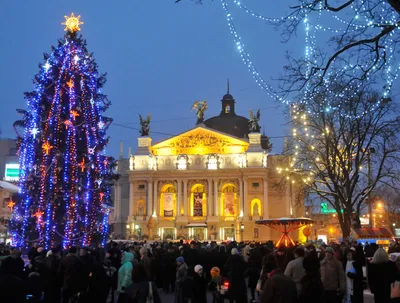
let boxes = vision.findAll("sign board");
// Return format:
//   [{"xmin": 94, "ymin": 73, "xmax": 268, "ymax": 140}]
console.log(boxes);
[
  {"xmin": 395, "ymin": 228, "xmax": 400, "ymax": 238},
  {"xmin": 4, "ymin": 164, "xmax": 19, "ymax": 181},
  {"xmin": 360, "ymin": 217, "xmax": 370, "ymax": 226}
]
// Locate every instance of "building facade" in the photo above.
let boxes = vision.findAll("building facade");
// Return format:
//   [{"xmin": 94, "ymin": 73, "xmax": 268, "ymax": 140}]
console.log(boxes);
[{"xmin": 112, "ymin": 91, "xmax": 304, "ymax": 242}]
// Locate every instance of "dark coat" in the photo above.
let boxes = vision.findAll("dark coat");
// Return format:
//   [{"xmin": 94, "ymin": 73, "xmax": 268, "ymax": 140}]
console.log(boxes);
[
  {"xmin": 368, "ymin": 261, "xmax": 398, "ymax": 302},
  {"xmin": 260, "ymin": 270, "xmax": 297, "ymax": 303},
  {"xmin": 224, "ymin": 254, "xmax": 247, "ymax": 302},
  {"xmin": 347, "ymin": 260, "xmax": 364, "ymax": 303},
  {"xmin": 59, "ymin": 253, "xmax": 87, "ymax": 293},
  {"xmin": 297, "ymin": 272, "xmax": 325, "ymax": 303},
  {"xmin": 191, "ymin": 274, "xmax": 207, "ymax": 303},
  {"xmin": 121, "ymin": 281, "xmax": 161, "ymax": 303}
]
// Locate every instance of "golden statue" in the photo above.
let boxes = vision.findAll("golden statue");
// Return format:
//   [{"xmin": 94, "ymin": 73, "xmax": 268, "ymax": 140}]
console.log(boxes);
[{"xmin": 147, "ymin": 216, "xmax": 154, "ymax": 239}]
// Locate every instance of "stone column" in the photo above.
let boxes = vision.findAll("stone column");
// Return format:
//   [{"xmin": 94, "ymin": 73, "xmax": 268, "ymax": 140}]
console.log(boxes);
[
  {"xmin": 177, "ymin": 180, "xmax": 182, "ymax": 217},
  {"xmin": 239, "ymin": 178, "xmax": 244, "ymax": 217},
  {"xmin": 129, "ymin": 181, "xmax": 134, "ymax": 217},
  {"xmin": 213, "ymin": 179, "xmax": 219, "ymax": 216},
  {"xmin": 115, "ymin": 181, "xmax": 122, "ymax": 222},
  {"xmin": 153, "ymin": 180, "xmax": 158, "ymax": 217},
  {"xmin": 207, "ymin": 179, "xmax": 213, "ymax": 216},
  {"xmin": 147, "ymin": 180, "xmax": 153, "ymax": 217},
  {"xmin": 243, "ymin": 177, "xmax": 249, "ymax": 218},
  {"xmin": 183, "ymin": 180, "xmax": 188, "ymax": 216},
  {"xmin": 263, "ymin": 177, "xmax": 269, "ymax": 218}
]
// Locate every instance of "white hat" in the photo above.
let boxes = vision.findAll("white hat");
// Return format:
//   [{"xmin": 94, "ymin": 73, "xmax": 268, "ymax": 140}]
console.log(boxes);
[
  {"xmin": 179, "ymin": 246, "xmax": 184, "ymax": 250},
  {"xmin": 231, "ymin": 248, "xmax": 239, "ymax": 255},
  {"xmin": 194, "ymin": 265, "xmax": 203, "ymax": 273}
]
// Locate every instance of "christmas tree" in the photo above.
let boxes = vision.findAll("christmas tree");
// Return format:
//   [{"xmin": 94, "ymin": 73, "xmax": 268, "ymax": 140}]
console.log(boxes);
[{"xmin": 10, "ymin": 14, "xmax": 118, "ymax": 249}]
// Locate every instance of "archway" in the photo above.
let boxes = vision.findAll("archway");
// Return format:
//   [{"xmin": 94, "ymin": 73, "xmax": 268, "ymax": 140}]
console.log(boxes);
[
  {"xmin": 160, "ymin": 184, "xmax": 176, "ymax": 217},
  {"xmin": 190, "ymin": 184, "xmax": 206, "ymax": 217},
  {"xmin": 220, "ymin": 183, "xmax": 238, "ymax": 217},
  {"xmin": 251, "ymin": 198, "xmax": 262, "ymax": 217}
]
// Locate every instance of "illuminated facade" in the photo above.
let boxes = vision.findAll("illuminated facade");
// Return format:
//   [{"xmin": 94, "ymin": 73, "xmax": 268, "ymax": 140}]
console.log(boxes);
[{"xmin": 112, "ymin": 91, "xmax": 304, "ymax": 242}]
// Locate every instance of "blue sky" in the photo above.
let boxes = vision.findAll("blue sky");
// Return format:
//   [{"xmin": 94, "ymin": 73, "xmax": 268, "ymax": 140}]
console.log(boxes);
[{"xmin": 0, "ymin": 1, "xmax": 304, "ymax": 158}]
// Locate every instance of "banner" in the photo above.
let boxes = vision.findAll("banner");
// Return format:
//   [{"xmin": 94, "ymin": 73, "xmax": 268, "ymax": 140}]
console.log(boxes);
[
  {"xmin": 164, "ymin": 193, "xmax": 174, "ymax": 217},
  {"xmin": 224, "ymin": 192, "xmax": 235, "ymax": 216},
  {"xmin": 193, "ymin": 193, "xmax": 203, "ymax": 217}
]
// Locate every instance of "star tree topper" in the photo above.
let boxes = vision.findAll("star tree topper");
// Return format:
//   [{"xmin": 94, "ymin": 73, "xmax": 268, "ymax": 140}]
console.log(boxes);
[{"xmin": 62, "ymin": 13, "xmax": 84, "ymax": 33}]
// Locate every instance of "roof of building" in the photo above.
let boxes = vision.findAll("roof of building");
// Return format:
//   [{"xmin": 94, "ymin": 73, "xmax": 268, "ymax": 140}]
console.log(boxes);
[{"xmin": 0, "ymin": 180, "xmax": 19, "ymax": 193}]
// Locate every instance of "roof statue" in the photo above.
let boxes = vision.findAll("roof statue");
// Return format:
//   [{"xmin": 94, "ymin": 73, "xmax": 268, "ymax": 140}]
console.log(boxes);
[
  {"xmin": 192, "ymin": 100, "xmax": 208, "ymax": 125},
  {"xmin": 249, "ymin": 109, "xmax": 261, "ymax": 133},
  {"xmin": 139, "ymin": 114, "xmax": 151, "ymax": 137}
]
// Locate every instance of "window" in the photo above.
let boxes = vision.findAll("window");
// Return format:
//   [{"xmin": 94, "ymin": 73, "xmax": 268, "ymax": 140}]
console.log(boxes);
[
  {"xmin": 225, "ymin": 105, "xmax": 230, "ymax": 113},
  {"xmin": 138, "ymin": 184, "xmax": 145, "ymax": 190},
  {"xmin": 177, "ymin": 155, "xmax": 188, "ymax": 170},
  {"xmin": 207, "ymin": 154, "xmax": 218, "ymax": 170},
  {"xmin": 252, "ymin": 182, "xmax": 259, "ymax": 188}
]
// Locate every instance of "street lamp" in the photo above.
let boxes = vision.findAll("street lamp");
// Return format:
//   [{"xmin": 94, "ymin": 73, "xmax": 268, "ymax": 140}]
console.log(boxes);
[
  {"xmin": 393, "ymin": 223, "xmax": 396, "ymax": 227},
  {"xmin": 240, "ymin": 223, "xmax": 244, "ymax": 242}
]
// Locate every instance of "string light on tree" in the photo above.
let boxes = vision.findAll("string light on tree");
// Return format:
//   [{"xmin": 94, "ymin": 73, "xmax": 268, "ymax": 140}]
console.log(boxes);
[
  {"xmin": 7, "ymin": 198, "xmax": 15, "ymax": 212},
  {"xmin": 10, "ymin": 13, "xmax": 117, "ymax": 249}
]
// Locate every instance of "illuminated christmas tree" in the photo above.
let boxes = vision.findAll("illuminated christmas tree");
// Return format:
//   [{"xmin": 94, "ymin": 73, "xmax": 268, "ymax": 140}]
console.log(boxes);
[{"xmin": 10, "ymin": 14, "xmax": 117, "ymax": 249}]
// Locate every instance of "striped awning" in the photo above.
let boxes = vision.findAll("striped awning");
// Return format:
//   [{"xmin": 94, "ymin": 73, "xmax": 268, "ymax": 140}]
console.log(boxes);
[{"xmin": 353, "ymin": 227, "xmax": 392, "ymax": 239}]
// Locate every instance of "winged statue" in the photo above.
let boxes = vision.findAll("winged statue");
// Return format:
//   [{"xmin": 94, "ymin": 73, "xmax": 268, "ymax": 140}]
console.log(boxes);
[
  {"xmin": 249, "ymin": 109, "xmax": 261, "ymax": 132},
  {"xmin": 192, "ymin": 100, "xmax": 208, "ymax": 125},
  {"xmin": 139, "ymin": 114, "xmax": 151, "ymax": 136}
]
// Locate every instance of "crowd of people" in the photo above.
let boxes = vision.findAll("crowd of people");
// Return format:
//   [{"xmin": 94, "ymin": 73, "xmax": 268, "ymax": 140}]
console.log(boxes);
[{"xmin": 1, "ymin": 240, "xmax": 400, "ymax": 303}]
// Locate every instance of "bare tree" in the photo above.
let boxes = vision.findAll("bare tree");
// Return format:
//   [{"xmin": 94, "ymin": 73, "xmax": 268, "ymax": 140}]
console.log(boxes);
[{"xmin": 278, "ymin": 79, "xmax": 400, "ymax": 238}]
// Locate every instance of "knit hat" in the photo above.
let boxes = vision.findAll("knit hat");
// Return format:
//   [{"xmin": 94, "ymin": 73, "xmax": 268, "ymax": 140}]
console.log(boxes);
[
  {"xmin": 139, "ymin": 247, "xmax": 148, "ymax": 256},
  {"xmin": 231, "ymin": 248, "xmax": 239, "ymax": 255},
  {"xmin": 325, "ymin": 247, "xmax": 335, "ymax": 254},
  {"xmin": 194, "ymin": 265, "xmax": 203, "ymax": 273},
  {"xmin": 210, "ymin": 267, "xmax": 220, "ymax": 278},
  {"xmin": 176, "ymin": 256, "xmax": 184, "ymax": 264}
]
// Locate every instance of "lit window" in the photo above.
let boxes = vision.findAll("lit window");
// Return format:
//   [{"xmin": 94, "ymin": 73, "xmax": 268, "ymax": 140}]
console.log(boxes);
[
  {"xmin": 177, "ymin": 155, "xmax": 188, "ymax": 170},
  {"xmin": 225, "ymin": 105, "xmax": 230, "ymax": 113},
  {"xmin": 207, "ymin": 155, "xmax": 218, "ymax": 170}
]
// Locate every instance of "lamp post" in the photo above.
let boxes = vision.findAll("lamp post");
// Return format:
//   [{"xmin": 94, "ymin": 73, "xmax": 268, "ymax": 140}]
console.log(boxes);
[
  {"xmin": 240, "ymin": 223, "xmax": 244, "ymax": 242},
  {"xmin": 126, "ymin": 224, "xmax": 131, "ymax": 239}
]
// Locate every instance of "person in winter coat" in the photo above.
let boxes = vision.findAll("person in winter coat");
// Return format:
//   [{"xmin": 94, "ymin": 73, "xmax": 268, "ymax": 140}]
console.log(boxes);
[
  {"xmin": 0, "ymin": 256, "xmax": 26, "ymax": 303},
  {"xmin": 117, "ymin": 252, "xmax": 135, "ymax": 301},
  {"xmin": 298, "ymin": 254, "xmax": 325, "ymax": 303},
  {"xmin": 119, "ymin": 264, "xmax": 161, "ymax": 303},
  {"xmin": 191, "ymin": 265, "xmax": 207, "ymax": 303},
  {"xmin": 260, "ymin": 257, "xmax": 297, "ymax": 303},
  {"xmin": 44, "ymin": 247, "xmax": 62, "ymax": 303},
  {"xmin": 139, "ymin": 247, "xmax": 153, "ymax": 281},
  {"xmin": 320, "ymin": 247, "xmax": 346, "ymax": 303},
  {"xmin": 175, "ymin": 256, "xmax": 188, "ymax": 303},
  {"xmin": 345, "ymin": 247, "xmax": 364, "ymax": 303},
  {"xmin": 368, "ymin": 248, "xmax": 398, "ymax": 303},
  {"xmin": 59, "ymin": 246, "xmax": 86, "ymax": 303},
  {"xmin": 284, "ymin": 247, "xmax": 306, "ymax": 295},
  {"xmin": 246, "ymin": 248, "xmax": 261, "ymax": 302},
  {"xmin": 224, "ymin": 248, "xmax": 247, "ymax": 303}
]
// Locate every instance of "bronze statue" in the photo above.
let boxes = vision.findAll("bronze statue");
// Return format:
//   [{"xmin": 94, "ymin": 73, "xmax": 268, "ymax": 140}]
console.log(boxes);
[
  {"xmin": 249, "ymin": 109, "xmax": 261, "ymax": 132},
  {"xmin": 139, "ymin": 114, "xmax": 151, "ymax": 136},
  {"xmin": 192, "ymin": 100, "xmax": 208, "ymax": 125}
]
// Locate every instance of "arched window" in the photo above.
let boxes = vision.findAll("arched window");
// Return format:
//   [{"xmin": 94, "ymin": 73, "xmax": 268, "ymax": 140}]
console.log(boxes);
[
  {"xmin": 225, "ymin": 105, "xmax": 231, "ymax": 113},
  {"xmin": 251, "ymin": 198, "xmax": 262, "ymax": 216}
]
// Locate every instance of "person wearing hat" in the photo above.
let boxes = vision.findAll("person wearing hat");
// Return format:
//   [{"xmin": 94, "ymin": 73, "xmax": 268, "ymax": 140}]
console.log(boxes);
[
  {"xmin": 175, "ymin": 256, "xmax": 188, "ymax": 303},
  {"xmin": 191, "ymin": 265, "xmax": 207, "ymax": 303},
  {"xmin": 298, "ymin": 254, "xmax": 325, "ymax": 303},
  {"xmin": 224, "ymin": 246, "xmax": 247, "ymax": 303},
  {"xmin": 320, "ymin": 247, "xmax": 346, "ymax": 303},
  {"xmin": 260, "ymin": 257, "xmax": 297, "ymax": 303}
]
